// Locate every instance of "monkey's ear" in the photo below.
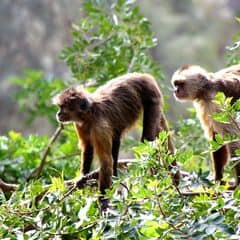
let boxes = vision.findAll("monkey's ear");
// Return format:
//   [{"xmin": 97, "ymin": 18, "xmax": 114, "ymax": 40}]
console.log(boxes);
[{"xmin": 79, "ymin": 98, "xmax": 92, "ymax": 112}]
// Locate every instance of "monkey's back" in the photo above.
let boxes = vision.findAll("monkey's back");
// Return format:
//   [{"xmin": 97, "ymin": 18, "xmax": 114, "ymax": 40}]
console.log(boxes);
[
  {"xmin": 92, "ymin": 73, "xmax": 162, "ymax": 133},
  {"xmin": 215, "ymin": 64, "xmax": 240, "ymax": 77}
]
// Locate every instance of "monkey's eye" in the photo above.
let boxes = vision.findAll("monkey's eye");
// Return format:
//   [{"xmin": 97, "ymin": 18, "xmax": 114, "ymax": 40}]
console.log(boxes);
[
  {"xmin": 79, "ymin": 99, "xmax": 88, "ymax": 111},
  {"xmin": 174, "ymin": 80, "xmax": 185, "ymax": 87}
]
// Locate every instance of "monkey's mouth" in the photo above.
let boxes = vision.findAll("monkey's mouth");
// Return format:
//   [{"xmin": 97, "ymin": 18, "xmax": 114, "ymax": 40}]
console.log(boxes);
[
  {"xmin": 173, "ymin": 87, "xmax": 186, "ymax": 100},
  {"xmin": 57, "ymin": 114, "xmax": 70, "ymax": 122},
  {"xmin": 173, "ymin": 87, "xmax": 181, "ymax": 97}
]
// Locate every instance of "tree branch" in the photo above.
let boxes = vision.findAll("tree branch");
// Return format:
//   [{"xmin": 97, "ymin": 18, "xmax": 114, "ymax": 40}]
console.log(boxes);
[
  {"xmin": 0, "ymin": 159, "xmax": 136, "ymax": 193},
  {"xmin": 27, "ymin": 124, "xmax": 64, "ymax": 181},
  {"xmin": 127, "ymin": 48, "xmax": 139, "ymax": 73}
]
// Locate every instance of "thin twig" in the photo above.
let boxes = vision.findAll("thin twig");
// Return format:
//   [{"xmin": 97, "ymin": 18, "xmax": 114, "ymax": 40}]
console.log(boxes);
[
  {"xmin": 0, "ymin": 159, "xmax": 135, "ymax": 193},
  {"xmin": 155, "ymin": 192, "xmax": 166, "ymax": 218},
  {"xmin": 45, "ymin": 222, "xmax": 97, "ymax": 236},
  {"xmin": 58, "ymin": 185, "xmax": 77, "ymax": 203},
  {"xmin": 54, "ymin": 152, "xmax": 81, "ymax": 161},
  {"xmin": 127, "ymin": 48, "xmax": 139, "ymax": 73},
  {"xmin": 155, "ymin": 187, "xmax": 187, "ymax": 236},
  {"xmin": 87, "ymin": 31, "xmax": 115, "ymax": 52},
  {"xmin": 27, "ymin": 124, "xmax": 64, "ymax": 181}
]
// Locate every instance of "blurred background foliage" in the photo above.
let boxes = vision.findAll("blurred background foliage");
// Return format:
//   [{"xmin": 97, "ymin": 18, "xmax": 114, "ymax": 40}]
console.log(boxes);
[{"xmin": 1, "ymin": 0, "xmax": 240, "ymax": 134}]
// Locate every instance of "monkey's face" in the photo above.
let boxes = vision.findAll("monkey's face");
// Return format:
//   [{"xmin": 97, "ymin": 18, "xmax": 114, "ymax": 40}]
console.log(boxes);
[
  {"xmin": 171, "ymin": 65, "xmax": 209, "ymax": 101},
  {"xmin": 52, "ymin": 87, "xmax": 92, "ymax": 123}
]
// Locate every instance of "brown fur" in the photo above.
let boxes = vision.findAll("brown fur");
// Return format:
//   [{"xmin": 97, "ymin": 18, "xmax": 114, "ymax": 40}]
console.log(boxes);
[
  {"xmin": 171, "ymin": 64, "xmax": 240, "ymax": 185},
  {"xmin": 53, "ymin": 73, "xmax": 178, "ymax": 194}
]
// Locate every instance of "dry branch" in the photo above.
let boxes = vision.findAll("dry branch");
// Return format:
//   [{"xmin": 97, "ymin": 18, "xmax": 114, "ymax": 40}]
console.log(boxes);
[
  {"xmin": 0, "ymin": 159, "xmax": 136, "ymax": 193},
  {"xmin": 27, "ymin": 123, "xmax": 64, "ymax": 180}
]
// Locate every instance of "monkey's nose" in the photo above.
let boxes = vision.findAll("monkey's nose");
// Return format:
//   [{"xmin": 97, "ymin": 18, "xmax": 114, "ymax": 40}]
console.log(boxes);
[{"xmin": 172, "ymin": 86, "xmax": 179, "ymax": 93}]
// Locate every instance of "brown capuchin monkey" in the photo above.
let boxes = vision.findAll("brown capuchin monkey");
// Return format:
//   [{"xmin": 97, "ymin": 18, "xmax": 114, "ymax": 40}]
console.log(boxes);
[
  {"xmin": 53, "ymin": 73, "xmax": 179, "ymax": 198},
  {"xmin": 171, "ymin": 64, "xmax": 240, "ymax": 187}
]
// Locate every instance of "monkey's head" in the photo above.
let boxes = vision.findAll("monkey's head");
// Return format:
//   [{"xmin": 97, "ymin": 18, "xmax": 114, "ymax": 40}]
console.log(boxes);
[
  {"xmin": 171, "ymin": 65, "xmax": 210, "ymax": 101},
  {"xmin": 52, "ymin": 86, "xmax": 92, "ymax": 123}
]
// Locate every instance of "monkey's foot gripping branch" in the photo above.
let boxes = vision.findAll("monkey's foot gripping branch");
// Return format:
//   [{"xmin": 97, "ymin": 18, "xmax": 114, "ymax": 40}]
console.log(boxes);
[{"xmin": 0, "ymin": 179, "xmax": 18, "ymax": 192}]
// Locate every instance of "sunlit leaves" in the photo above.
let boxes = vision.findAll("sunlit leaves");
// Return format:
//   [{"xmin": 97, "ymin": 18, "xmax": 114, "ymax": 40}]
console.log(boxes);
[
  {"xmin": 226, "ymin": 19, "xmax": 240, "ymax": 65},
  {"xmin": 49, "ymin": 175, "xmax": 66, "ymax": 192},
  {"xmin": 61, "ymin": 0, "xmax": 164, "ymax": 87},
  {"xmin": 1, "ymin": 127, "xmax": 240, "ymax": 239}
]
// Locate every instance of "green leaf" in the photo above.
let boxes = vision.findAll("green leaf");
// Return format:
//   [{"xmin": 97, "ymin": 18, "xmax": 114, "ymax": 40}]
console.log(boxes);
[
  {"xmin": 49, "ymin": 176, "xmax": 66, "ymax": 192},
  {"xmin": 213, "ymin": 112, "xmax": 229, "ymax": 124}
]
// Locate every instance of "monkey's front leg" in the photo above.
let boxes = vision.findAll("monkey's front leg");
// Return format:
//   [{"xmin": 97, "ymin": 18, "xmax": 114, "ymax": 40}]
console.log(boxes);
[
  {"xmin": 235, "ymin": 163, "xmax": 240, "ymax": 186},
  {"xmin": 80, "ymin": 142, "xmax": 94, "ymax": 175},
  {"xmin": 75, "ymin": 142, "xmax": 95, "ymax": 189},
  {"xmin": 94, "ymin": 133, "xmax": 113, "ymax": 211}
]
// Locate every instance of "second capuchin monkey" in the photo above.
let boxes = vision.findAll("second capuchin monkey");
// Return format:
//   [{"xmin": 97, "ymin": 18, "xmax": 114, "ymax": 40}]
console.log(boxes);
[{"xmin": 172, "ymin": 64, "xmax": 240, "ymax": 187}]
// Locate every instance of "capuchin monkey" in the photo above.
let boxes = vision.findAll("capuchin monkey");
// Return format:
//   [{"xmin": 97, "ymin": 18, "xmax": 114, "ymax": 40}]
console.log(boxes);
[
  {"xmin": 53, "ymin": 73, "xmax": 179, "ymax": 198},
  {"xmin": 172, "ymin": 64, "xmax": 240, "ymax": 187}
]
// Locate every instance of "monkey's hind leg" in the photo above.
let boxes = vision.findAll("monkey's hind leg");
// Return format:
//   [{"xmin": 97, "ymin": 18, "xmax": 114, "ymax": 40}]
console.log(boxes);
[
  {"xmin": 112, "ymin": 135, "xmax": 121, "ymax": 177},
  {"xmin": 211, "ymin": 145, "xmax": 229, "ymax": 183},
  {"xmin": 141, "ymin": 103, "xmax": 180, "ymax": 185},
  {"xmin": 141, "ymin": 103, "xmax": 162, "ymax": 142},
  {"xmin": 234, "ymin": 161, "xmax": 240, "ymax": 186}
]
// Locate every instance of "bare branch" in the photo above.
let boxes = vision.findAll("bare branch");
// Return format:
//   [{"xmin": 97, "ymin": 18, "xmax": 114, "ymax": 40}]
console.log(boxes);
[
  {"xmin": 0, "ymin": 159, "xmax": 136, "ymax": 193},
  {"xmin": 27, "ymin": 124, "xmax": 64, "ymax": 181},
  {"xmin": 127, "ymin": 49, "xmax": 139, "ymax": 73}
]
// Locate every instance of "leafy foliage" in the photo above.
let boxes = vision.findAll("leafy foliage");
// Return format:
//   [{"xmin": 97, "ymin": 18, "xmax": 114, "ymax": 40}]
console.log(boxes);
[
  {"xmin": 13, "ymin": 70, "xmax": 66, "ymax": 124},
  {"xmin": 226, "ymin": 18, "xmax": 240, "ymax": 65},
  {"xmin": 0, "ymin": 127, "xmax": 80, "ymax": 183},
  {"xmin": 1, "ymin": 0, "xmax": 240, "ymax": 239},
  {"xmin": 61, "ymin": 0, "xmax": 164, "ymax": 87},
  {"xmin": 1, "ymin": 133, "xmax": 240, "ymax": 239}
]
